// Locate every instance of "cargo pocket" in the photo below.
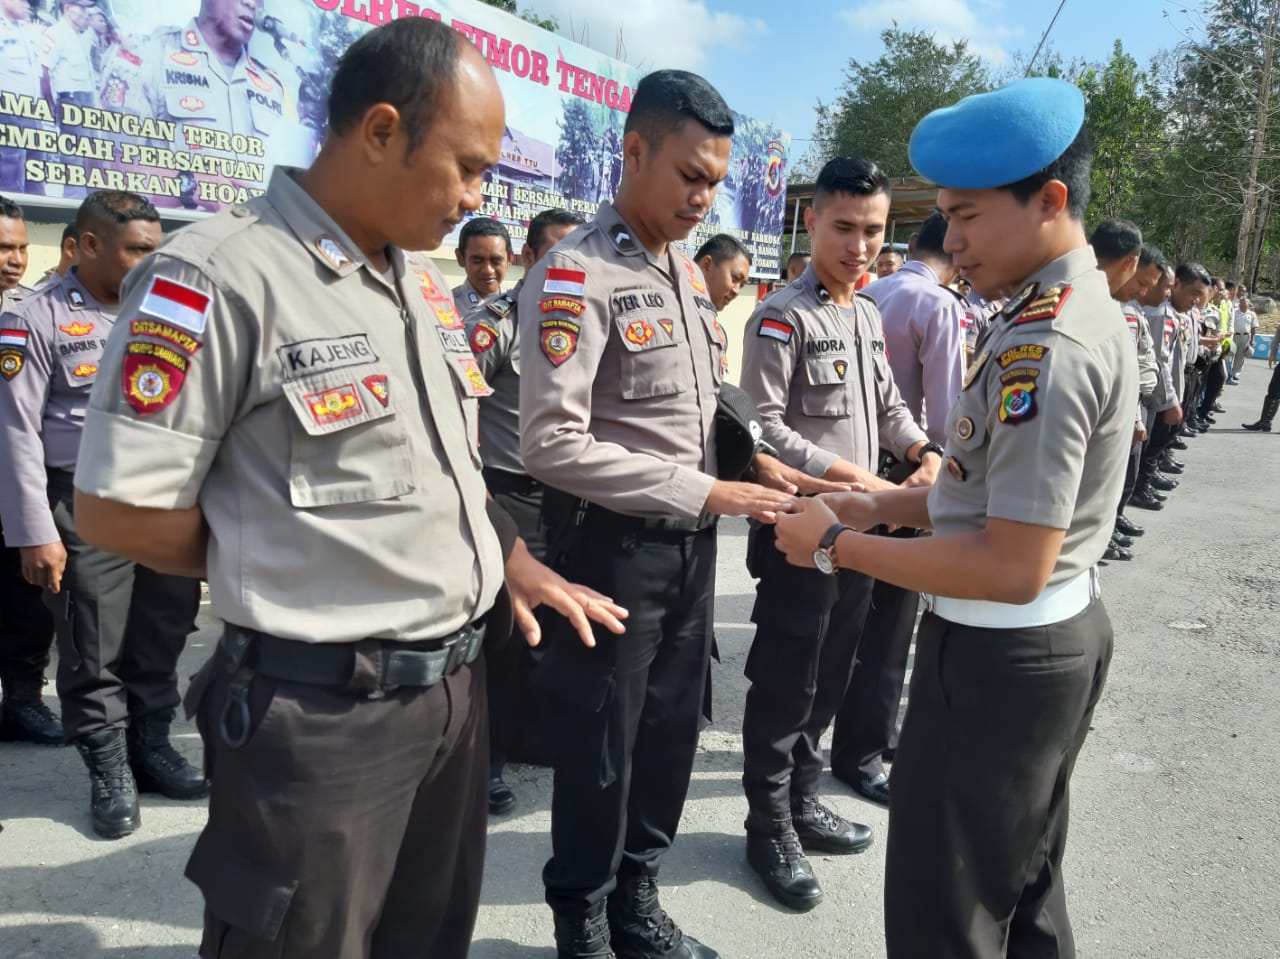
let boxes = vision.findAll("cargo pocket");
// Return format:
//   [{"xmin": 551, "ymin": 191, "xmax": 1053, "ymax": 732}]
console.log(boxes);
[
  {"xmin": 186, "ymin": 829, "xmax": 298, "ymax": 957},
  {"xmin": 799, "ymin": 356, "xmax": 852, "ymax": 417},
  {"xmin": 282, "ymin": 365, "xmax": 415, "ymax": 508}
]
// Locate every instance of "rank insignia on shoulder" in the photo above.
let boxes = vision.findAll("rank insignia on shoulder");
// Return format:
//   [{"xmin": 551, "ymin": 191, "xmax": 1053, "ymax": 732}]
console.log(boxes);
[
  {"xmin": 758, "ymin": 317, "xmax": 793, "ymax": 344},
  {"xmin": 609, "ymin": 223, "xmax": 636, "ymax": 252},
  {"xmin": 963, "ymin": 349, "xmax": 989, "ymax": 390},
  {"xmin": 1014, "ymin": 285, "xmax": 1072, "ymax": 325},
  {"xmin": 470, "ymin": 322, "xmax": 499, "ymax": 353},
  {"xmin": 540, "ymin": 318, "xmax": 580, "ymax": 366},
  {"xmin": 945, "ymin": 456, "xmax": 967, "ymax": 482},
  {"xmin": 66, "ymin": 288, "xmax": 86, "ymax": 309},
  {"xmin": 315, "ymin": 234, "xmax": 352, "ymax": 270},
  {"xmin": 1001, "ymin": 282, "xmax": 1040, "ymax": 320},
  {"xmin": 485, "ymin": 296, "xmax": 514, "ymax": 319},
  {"xmin": 997, "ymin": 343, "xmax": 1049, "ymax": 368},
  {"xmin": 998, "ymin": 379, "xmax": 1038, "ymax": 424}
]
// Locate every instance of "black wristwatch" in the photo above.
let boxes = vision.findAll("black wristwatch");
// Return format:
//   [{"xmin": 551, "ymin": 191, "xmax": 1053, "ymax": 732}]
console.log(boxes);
[
  {"xmin": 813, "ymin": 523, "xmax": 852, "ymax": 576},
  {"xmin": 912, "ymin": 441, "xmax": 945, "ymax": 466}
]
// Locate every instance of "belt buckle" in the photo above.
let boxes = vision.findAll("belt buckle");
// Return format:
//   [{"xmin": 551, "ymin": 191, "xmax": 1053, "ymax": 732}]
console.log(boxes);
[{"xmin": 443, "ymin": 630, "xmax": 469, "ymax": 675}]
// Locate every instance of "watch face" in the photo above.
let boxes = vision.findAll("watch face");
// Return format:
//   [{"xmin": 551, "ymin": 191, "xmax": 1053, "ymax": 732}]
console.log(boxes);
[{"xmin": 813, "ymin": 548, "xmax": 835, "ymax": 575}]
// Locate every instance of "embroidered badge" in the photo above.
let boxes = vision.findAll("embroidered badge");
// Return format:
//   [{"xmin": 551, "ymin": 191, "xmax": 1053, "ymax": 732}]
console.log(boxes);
[
  {"xmin": 130, "ymin": 319, "xmax": 202, "ymax": 354},
  {"xmin": 1014, "ymin": 285, "xmax": 1073, "ymax": 325},
  {"xmin": 123, "ymin": 355, "xmax": 185, "ymax": 415},
  {"xmin": 470, "ymin": 322, "xmax": 498, "ymax": 353},
  {"xmin": 541, "ymin": 319, "xmax": 580, "ymax": 366},
  {"xmin": 0, "ymin": 348, "xmax": 25, "ymax": 380},
  {"xmin": 0, "ymin": 329, "xmax": 29, "ymax": 348},
  {"xmin": 659, "ymin": 318, "xmax": 675, "ymax": 337},
  {"xmin": 625, "ymin": 319, "xmax": 655, "ymax": 346},
  {"xmin": 544, "ymin": 267, "xmax": 586, "ymax": 297},
  {"xmin": 683, "ymin": 258, "xmax": 707, "ymax": 294},
  {"xmin": 169, "ymin": 50, "xmax": 198, "ymax": 66},
  {"xmin": 432, "ymin": 302, "xmax": 463, "ymax": 331},
  {"xmin": 126, "ymin": 340, "xmax": 190, "ymax": 372},
  {"xmin": 71, "ymin": 363, "xmax": 97, "ymax": 378},
  {"xmin": 833, "ymin": 359, "xmax": 848, "ymax": 379},
  {"xmin": 66, "ymin": 288, "xmax": 86, "ymax": 309},
  {"xmin": 1000, "ymin": 282, "xmax": 1040, "ymax": 320},
  {"xmin": 60, "ymin": 321, "xmax": 94, "ymax": 337},
  {"xmin": 178, "ymin": 96, "xmax": 205, "ymax": 112},
  {"xmin": 184, "ymin": 28, "xmax": 200, "ymax": 47},
  {"xmin": 963, "ymin": 349, "xmax": 989, "ymax": 390},
  {"xmin": 946, "ymin": 456, "xmax": 967, "ymax": 482},
  {"xmin": 609, "ymin": 223, "xmax": 636, "ymax": 252},
  {"xmin": 363, "ymin": 374, "xmax": 389, "ymax": 407},
  {"xmin": 315, "ymin": 235, "xmax": 352, "ymax": 270},
  {"xmin": 955, "ymin": 416, "xmax": 975, "ymax": 441},
  {"xmin": 456, "ymin": 356, "xmax": 493, "ymax": 397},
  {"xmin": 758, "ymin": 318, "xmax": 794, "ymax": 344},
  {"xmin": 540, "ymin": 296, "xmax": 585, "ymax": 317},
  {"xmin": 713, "ymin": 318, "xmax": 727, "ymax": 348},
  {"xmin": 304, "ymin": 384, "xmax": 363, "ymax": 426},
  {"xmin": 997, "ymin": 344, "xmax": 1048, "ymax": 368},
  {"xmin": 485, "ymin": 296, "xmax": 514, "ymax": 319},
  {"xmin": 998, "ymin": 380, "xmax": 1038, "ymax": 424},
  {"xmin": 139, "ymin": 276, "xmax": 212, "ymax": 335}
]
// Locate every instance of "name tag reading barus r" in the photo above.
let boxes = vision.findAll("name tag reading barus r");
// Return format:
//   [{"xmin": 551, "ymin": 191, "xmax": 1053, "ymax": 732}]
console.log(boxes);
[{"xmin": 278, "ymin": 334, "xmax": 378, "ymax": 378}]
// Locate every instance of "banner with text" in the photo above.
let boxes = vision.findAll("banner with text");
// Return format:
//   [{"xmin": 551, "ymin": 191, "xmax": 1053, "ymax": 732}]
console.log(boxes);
[{"xmin": 0, "ymin": 0, "xmax": 789, "ymax": 276}]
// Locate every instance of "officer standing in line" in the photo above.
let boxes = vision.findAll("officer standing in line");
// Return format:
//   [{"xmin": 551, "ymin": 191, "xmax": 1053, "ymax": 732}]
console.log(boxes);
[
  {"xmin": 454, "ymin": 217, "xmax": 514, "ymax": 316},
  {"xmin": 519, "ymin": 70, "xmax": 832, "ymax": 959},
  {"xmin": 736, "ymin": 156, "xmax": 938, "ymax": 912},
  {"xmin": 1130, "ymin": 259, "xmax": 1181, "ymax": 537},
  {"xmin": 774, "ymin": 78, "xmax": 1137, "ymax": 957},
  {"xmin": 693, "ymin": 233, "xmax": 753, "ymax": 312},
  {"xmin": 830, "ymin": 209, "xmax": 964, "ymax": 809},
  {"xmin": 464, "ymin": 206, "xmax": 585, "ymax": 816},
  {"xmin": 1, "ymin": 0, "xmax": 46, "ymax": 195},
  {"xmin": 0, "ymin": 195, "xmax": 62, "ymax": 745},
  {"xmin": 74, "ymin": 21, "xmax": 625, "ymax": 958},
  {"xmin": 0, "ymin": 191, "xmax": 207, "ymax": 838},
  {"xmin": 1169, "ymin": 263, "xmax": 1215, "ymax": 442}
]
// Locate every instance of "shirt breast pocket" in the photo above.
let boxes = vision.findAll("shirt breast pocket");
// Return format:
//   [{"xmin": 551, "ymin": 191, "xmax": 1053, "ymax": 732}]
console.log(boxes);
[
  {"xmin": 799, "ymin": 356, "xmax": 851, "ymax": 417},
  {"xmin": 613, "ymin": 311, "xmax": 683, "ymax": 400},
  {"xmin": 163, "ymin": 87, "xmax": 218, "ymax": 124},
  {"xmin": 281, "ymin": 366, "xmax": 415, "ymax": 509}
]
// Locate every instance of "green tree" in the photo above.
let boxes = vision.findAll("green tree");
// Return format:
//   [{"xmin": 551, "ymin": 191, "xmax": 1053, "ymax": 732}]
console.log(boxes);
[
  {"xmin": 813, "ymin": 29, "xmax": 991, "ymax": 178},
  {"xmin": 477, "ymin": 0, "xmax": 560, "ymax": 32}
]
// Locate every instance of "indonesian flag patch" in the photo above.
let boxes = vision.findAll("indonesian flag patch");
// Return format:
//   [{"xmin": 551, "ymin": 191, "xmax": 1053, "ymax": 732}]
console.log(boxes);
[
  {"xmin": 138, "ymin": 276, "xmax": 212, "ymax": 335},
  {"xmin": 543, "ymin": 267, "xmax": 586, "ymax": 297},
  {"xmin": 757, "ymin": 317, "xmax": 794, "ymax": 343}
]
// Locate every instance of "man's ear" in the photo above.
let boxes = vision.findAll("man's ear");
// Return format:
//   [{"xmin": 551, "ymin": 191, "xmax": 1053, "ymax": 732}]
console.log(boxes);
[{"xmin": 1040, "ymin": 179, "xmax": 1069, "ymax": 219}]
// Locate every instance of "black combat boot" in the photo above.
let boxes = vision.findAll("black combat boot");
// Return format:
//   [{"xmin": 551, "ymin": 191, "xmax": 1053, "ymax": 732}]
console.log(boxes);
[
  {"xmin": 0, "ymin": 686, "xmax": 65, "ymax": 746},
  {"xmin": 608, "ymin": 874, "xmax": 718, "ymax": 959},
  {"xmin": 744, "ymin": 811, "xmax": 823, "ymax": 911},
  {"xmin": 128, "ymin": 710, "xmax": 209, "ymax": 799},
  {"xmin": 1243, "ymin": 395, "xmax": 1278, "ymax": 432},
  {"xmin": 791, "ymin": 796, "xmax": 873, "ymax": 854},
  {"xmin": 554, "ymin": 901, "xmax": 615, "ymax": 959},
  {"xmin": 75, "ymin": 728, "xmax": 141, "ymax": 839}
]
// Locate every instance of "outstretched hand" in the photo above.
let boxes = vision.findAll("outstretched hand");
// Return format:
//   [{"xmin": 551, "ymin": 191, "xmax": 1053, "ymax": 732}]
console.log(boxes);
[{"xmin": 505, "ymin": 540, "xmax": 628, "ymax": 648}]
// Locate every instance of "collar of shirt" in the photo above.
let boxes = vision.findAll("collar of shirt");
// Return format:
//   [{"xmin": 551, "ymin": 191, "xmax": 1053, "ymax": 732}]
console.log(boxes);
[
  {"xmin": 265, "ymin": 167, "xmax": 382, "ymax": 283},
  {"xmin": 57, "ymin": 267, "xmax": 110, "ymax": 314},
  {"xmin": 895, "ymin": 259, "xmax": 942, "ymax": 285},
  {"xmin": 594, "ymin": 202, "xmax": 666, "ymax": 270},
  {"xmin": 1020, "ymin": 245, "xmax": 1100, "ymax": 294}
]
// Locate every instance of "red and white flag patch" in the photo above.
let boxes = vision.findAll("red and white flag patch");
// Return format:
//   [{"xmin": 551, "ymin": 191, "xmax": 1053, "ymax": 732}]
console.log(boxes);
[
  {"xmin": 543, "ymin": 267, "xmax": 586, "ymax": 297},
  {"xmin": 139, "ymin": 276, "xmax": 211, "ymax": 335},
  {"xmin": 757, "ymin": 317, "xmax": 794, "ymax": 344},
  {"xmin": 0, "ymin": 328, "xmax": 30, "ymax": 347}
]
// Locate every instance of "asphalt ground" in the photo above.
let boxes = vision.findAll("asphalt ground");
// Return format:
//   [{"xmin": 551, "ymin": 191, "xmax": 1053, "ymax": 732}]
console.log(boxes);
[{"xmin": 2, "ymin": 364, "xmax": 1278, "ymax": 958}]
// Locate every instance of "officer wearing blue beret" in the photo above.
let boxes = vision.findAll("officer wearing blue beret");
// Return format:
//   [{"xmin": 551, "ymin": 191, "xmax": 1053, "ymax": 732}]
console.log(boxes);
[{"xmin": 773, "ymin": 78, "xmax": 1137, "ymax": 958}]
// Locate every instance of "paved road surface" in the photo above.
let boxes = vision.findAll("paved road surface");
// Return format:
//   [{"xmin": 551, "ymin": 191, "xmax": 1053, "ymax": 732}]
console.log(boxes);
[{"xmin": 2, "ymin": 369, "xmax": 1277, "ymax": 958}]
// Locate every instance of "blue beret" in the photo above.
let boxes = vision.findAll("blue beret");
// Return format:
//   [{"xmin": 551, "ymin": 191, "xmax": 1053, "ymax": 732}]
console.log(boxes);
[{"xmin": 909, "ymin": 78, "xmax": 1085, "ymax": 189}]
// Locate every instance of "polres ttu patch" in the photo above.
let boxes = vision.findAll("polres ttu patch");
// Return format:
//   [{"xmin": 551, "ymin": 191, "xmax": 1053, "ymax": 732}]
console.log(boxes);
[
  {"xmin": 998, "ymin": 379, "xmax": 1038, "ymax": 424},
  {"xmin": 123, "ymin": 353, "xmax": 185, "ymax": 414},
  {"xmin": 540, "ymin": 318, "xmax": 580, "ymax": 366},
  {"xmin": 138, "ymin": 276, "xmax": 212, "ymax": 335}
]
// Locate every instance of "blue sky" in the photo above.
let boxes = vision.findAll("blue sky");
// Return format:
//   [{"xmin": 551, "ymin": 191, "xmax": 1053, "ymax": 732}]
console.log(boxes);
[{"xmin": 529, "ymin": 0, "xmax": 1201, "ymax": 161}]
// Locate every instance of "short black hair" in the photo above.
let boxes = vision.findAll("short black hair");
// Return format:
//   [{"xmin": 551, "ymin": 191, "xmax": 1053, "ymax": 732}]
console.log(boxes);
[
  {"xmin": 1139, "ymin": 243, "xmax": 1165, "ymax": 271},
  {"xmin": 328, "ymin": 18, "xmax": 463, "ymax": 154},
  {"xmin": 813, "ymin": 157, "xmax": 892, "ymax": 208},
  {"xmin": 1089, "ymin": 218, "xmax": 1143, "ymax": 264},
  {"xmin": 526, "ymin": 208, "xmax": 584, "ymax": 254},
  {"xmin": 1175, "ymin": 262, "xmax": 1212, "ymax": 286},
  {"xmin": 61, "ymin": 223, "xmax": 78, "ymax": 245},
  {"xmin": 1226, "ymin": 280, "xmax": 1239, "ymax": 291},
  {"xmin": 1000, "ymin": 126, "xmax": 1092, "ymax": 221},
  {"xmin": 787, "ymin": 252, "xmax": 810, "ymax": 266},
  {"xmin": 914, "ymin": 210, "xmax": 950, "ymax": 258},
  {"xmin": 75, "ymin": 191, "xmax": 159, "ymax": 234},
  {"xmin": 624, "ymin": 69, "xmax": 733, "ymax": 148},
  {"xmin": 0, "ymin": 195, "xmax": 23, "ymax": 221},
  {"xmin": 458, "ymin": 217, "xmax": 512, "ymax": 257},
  {"xmin": 695, "ymin": 233, "xmax": 752, "ymax": 267}
]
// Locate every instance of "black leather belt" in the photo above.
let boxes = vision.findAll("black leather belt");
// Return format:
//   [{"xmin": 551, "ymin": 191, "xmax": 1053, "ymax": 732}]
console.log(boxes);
[
  {"xmin": 220, "ymin": 622, "xmax": 485, "ymax": 694},
  {"xmin": 580, "ymin": 503, "xmax": 717, "ymax": 535}
]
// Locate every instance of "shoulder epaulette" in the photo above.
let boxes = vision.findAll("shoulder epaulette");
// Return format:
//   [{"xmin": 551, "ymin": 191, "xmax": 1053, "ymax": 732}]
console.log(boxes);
[
  {"xmin": 485, "ymin": 294, "xmax": 515, "ymax": 319},
  {"xmin": 1012, "ymin": 284, "xmax": 1073, "ymax": 325}
]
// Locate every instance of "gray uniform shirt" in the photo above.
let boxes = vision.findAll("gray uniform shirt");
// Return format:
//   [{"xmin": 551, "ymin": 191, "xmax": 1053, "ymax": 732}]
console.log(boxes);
[
  {"xmin": 928, "ymin": 246, "xmax": 1137, "ymax": 587},
  {"xmin": 75, "ymin": 167, "xmax": 502, "ymax": 644},
  {"xmin": 464, "ymin": 283, "xmax": 524, "ymax": 475},
  {"xmin": 1, "ymin": 16, "xmax": 43, "ymax": 101},
  {"xmin": 41, "ymin": 19, "xmax": 94, "ymax": 101},
  {"xmin": 1143, "ymin": 302, "xmax": 1179, "ymax": 412},
  {"xmin": 738, "ymin": 266, "xmax": 926, "ymax": 477},
  {"xmin": 518, "ymin": 202, "xmax": 722, "ymax": 519},
  {"xmin": 862, "ymin": 260, "xmax": 966, "ymax": 444},
  {"xmin": 453, "ymin": 279, "xmax": 487, "ymax": 319},
  {"xmin": 0, "ymin": 271, "xmax": 111, "ymax": 546}
]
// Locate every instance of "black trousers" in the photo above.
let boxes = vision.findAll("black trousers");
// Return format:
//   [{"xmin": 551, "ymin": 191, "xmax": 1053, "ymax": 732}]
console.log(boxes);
[
  {"xmin": 885, "ymin": 599, "xmax": 1113, "ymax": 959},
  {"xmin": 831, "ymin": 561, "xmax": 919, "ymax": 781},
  {"xmin": 1182, "ymin": 365, "xmax": 1201, "ymax": 416},
  {"xmin": 741, "ymin": 525, "xmax": 874, "ymax": 816},
  {"xmin": 537, "ymin": 512, "xmax": 715, "ymax": 913},
  {"xmin": 0, "ymin": 522, "xmax": 56, "ymax": 698},
  {"xmin": 187, "ymin": 637, "xmax": 487, "ymax": 959},
  {"xmin": 1198, "ymin": 357, "xmax": 1227, "ymax": 417},
  {"xmin": 484, "ymin": 468, "xmax": 547, "ymax": 773},
  {"xmin": 46, "ymin": 471, "xmax": 200, "ymax": 740},
  {"xmin": 1137, "ymin": 415, "xmax": 1176, "ymax": 488}
]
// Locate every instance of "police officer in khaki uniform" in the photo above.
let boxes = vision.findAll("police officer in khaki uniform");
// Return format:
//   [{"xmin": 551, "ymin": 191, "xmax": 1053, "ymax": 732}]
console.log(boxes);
[
  {"xmin": 0, "ymin": 195, "xmax": 62, "ymax": 745},
  {"xmin": 519, "ymin": 70, "xmax": 828, "ymax": 959},
  {"xmin": 693, "ymin": 233, "xmax": 752, "ymax": 312},
  {"xmin": 74, "ymin": 22, "xmax": 623, "ymax": 958},
  {"xmin": 464, "ymin": 206, "xmax": 585, "ymax": 816},
  {"xmin": 0, "ymin": 191, "xmax": 206, "ymax": 837},
  {"xmin": 453, "ymin": 216, "xmax": 514, "ymax": 316},
  {"xmin": 737, "ymin": 157, "xmax": 937, "ymax": 912},
  {"xmin": 41, "ymin": 0, "xmax": 96, "ymax": 110},
  {"xmin": 1, "ymin": 0, "xmax": 47, "ymax": 195},
  {"xmin": 774, "ymin": 78, "xmax": 1136, "ymax": 958}
]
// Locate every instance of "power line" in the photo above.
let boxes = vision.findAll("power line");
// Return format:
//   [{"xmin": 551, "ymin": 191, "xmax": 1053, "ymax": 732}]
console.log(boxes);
[{"xmin": 1025, "ymin": 0, "xmax": 1071, "ymax": 76}]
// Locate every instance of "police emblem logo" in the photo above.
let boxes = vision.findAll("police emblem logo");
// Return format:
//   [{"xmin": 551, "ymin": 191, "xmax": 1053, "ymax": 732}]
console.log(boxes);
[
  {"xmin": 998, "ymin": 380, "xmax": 1038, "ymax": 424},
  {"xmin": 362, "ymin": 374, "xmax": 390, "ymax": 407},
  {"xmin": 169, "ymin": 50, "xmax": 198, "ymax": 66},
  {"xmin": 833, "ymin": 359, "xmax": 848, "ymax": 379},
  {"xmin": 625, "ymin": 319, "xmax": 655, "ymax": 345},
  {"xmin": 469, "ymin": 323, "xmax": 498, "ymax": 353},
  {"xmin": 0, "ymin": 348, "xmax": 24, "ymax": 380},
  {"xmin": 304, "ymin": 384, "xmax": 363, "ymax": 426},
  {"xmin": 540, "ymin": 319, "xmax": 580, "ymax": 366},
  {"xmin": 178, "ymin": 96, "xmax": 205, "ymax": 112},
  {"xmin": 314, "ymin": 235, "xmax": 351, "ymax": 270},
  {"xmin": 963, "ymin": 350, "xmax": 989, "ymax": 390},
  {"xmin": 123, "ymin": 354, "xmax": 185, "ymax": 415},
  {"xmin": 955, "ymin": 416, "xmax": 975, "ymax": 441},
  {"xmin": 72, "ymin": 363, "xmax": 97, "ymax": 378},
  {"xmin": 60, "ymin": 321, "xmax": 94, "ymax": 336},
  {"xmin": 184, "ymin": 28, "xmax": 200, "ymax": 47}
]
